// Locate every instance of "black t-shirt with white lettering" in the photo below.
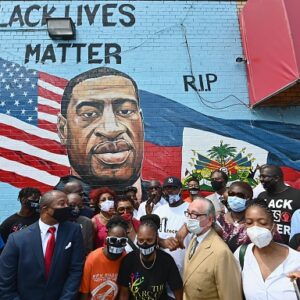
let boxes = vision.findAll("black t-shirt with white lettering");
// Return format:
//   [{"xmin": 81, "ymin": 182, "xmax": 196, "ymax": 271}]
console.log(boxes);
[
  {"xmin": 0, "ymin": 213, "xmax": 39, "ymax": 243},
  {"xmin": 117, "ymin": 249, "xmax": 183, "ymax": 300},
  {"xmin": 257, "ymin": 187, "xmax": 300, "ymax": 244}
]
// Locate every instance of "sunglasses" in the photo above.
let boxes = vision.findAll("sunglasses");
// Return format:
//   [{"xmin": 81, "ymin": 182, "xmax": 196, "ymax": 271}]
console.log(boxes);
[
  {"xmin": 117, "ymin": 206, "xmax": 134, "ymax": 213},
  {"xmin": 228, "ymin": 191, "xmax": 246, "ymax": 198},
  {"xmin": 106, "ymin": 236, "xmax": 128, "ymax": 246},
  {"xmin": 148, "ymin": 186, "xmax": 160, "ymax": 191}
]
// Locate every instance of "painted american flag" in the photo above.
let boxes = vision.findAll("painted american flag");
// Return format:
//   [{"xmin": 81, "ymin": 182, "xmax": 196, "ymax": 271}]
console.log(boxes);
[{"xmin": 0, "ymin": 58, "xmax": 70, "ymax": 192}]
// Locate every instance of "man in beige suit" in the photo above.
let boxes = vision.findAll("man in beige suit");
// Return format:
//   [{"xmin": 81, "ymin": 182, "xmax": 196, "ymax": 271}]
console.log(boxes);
[{"xmin": 183, "ymin": 198, "xmax": 243, "ymax": 300}]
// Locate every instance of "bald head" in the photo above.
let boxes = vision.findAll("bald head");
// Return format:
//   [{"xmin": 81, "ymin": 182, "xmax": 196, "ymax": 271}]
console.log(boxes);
[
  {"xmin": 260, "ymin": 164, "xmax": 283, "ymax": 179},
  {"xmin": 67, "ymin": 193, "xmax": 83, "ymax": 207},
  {"xmin": 63, "ymin": 181, "xmax": 83, "ymax": 195},
  {"xmin": 39, "ymin": 190, "xmax": 67, "ymax": 209},
  {"xmin": 148, "ymin": 180, "xmax": 161, "ymax": 188}
]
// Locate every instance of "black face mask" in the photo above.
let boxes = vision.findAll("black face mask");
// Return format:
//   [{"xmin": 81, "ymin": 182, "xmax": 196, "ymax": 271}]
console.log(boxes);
[
  {"xmin": 137, "ymin": 242, "xmax": 156, "ymax": 256},
  {"xmin": 211, "ymin": 181, "xmax": 225, "ymax": 192},
  {"xmin": 70, "ymin": 207, "xmax": 81, "ymax": 219},
  {"xmin": 25, "ymin": 201, "xmax": 40, "ymax": 212},
  {"xmin": 107, "ymin": 243, "xmax": 125, "ymax": 259},
  {"xmin": 52, "ymin": 207, "xmax": 71, "ymax": 223},
  {"xmin": 262, "ymin": 180, "xmax": 277, "ymax": 193}
]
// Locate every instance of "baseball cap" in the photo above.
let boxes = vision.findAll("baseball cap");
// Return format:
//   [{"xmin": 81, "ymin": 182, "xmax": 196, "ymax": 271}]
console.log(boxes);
[{"xmin": 163, "ymin": 176, "xmax": 182, "ymax": 188}]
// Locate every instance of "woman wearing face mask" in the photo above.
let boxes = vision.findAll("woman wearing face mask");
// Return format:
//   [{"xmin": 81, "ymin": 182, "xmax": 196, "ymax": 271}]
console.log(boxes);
[
  {"xmin": 90, "ymin": 188, "xmax": 116, "ymax": 248},
  {"xmin": 216, "ymin": 181, "xmax": 253, "ymax": 252},
  {"xmin": 234, "ymin": 200, "xmax": 300, "ymax": 300},
  {"xmin": 79, "ymin": 216, "xmax": 128, "ymax": 300},
  {"xmin": 115, "ymin": 195, "xmax": 141, "ymax": 252},
  {"xmin": 118, "ymin": 214, "xmax": 183, "ymax": 300}
]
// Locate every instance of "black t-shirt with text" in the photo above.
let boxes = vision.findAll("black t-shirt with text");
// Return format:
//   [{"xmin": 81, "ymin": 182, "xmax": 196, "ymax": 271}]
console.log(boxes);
[
  {"xmin": 257, "ymin": 187, "xmax": 300, "ymax": 244},
  {"xmin": 0, "ymin": 213, "xmax": 39, "ymax": 243},
  {"xmin": 117, "ymin": 249, "xmax": 183, "ymax": 300}
]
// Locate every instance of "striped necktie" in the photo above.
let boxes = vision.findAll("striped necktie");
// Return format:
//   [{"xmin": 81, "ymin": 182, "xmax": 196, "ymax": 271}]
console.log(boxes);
[{"xmin": 189, "ymin": 237, "xmax": 199, "ymax": 260}]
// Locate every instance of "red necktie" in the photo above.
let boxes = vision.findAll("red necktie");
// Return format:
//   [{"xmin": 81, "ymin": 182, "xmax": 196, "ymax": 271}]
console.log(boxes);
[{"xmin": 44, "ymin": 226, "xmax": 56, "ymax": 278}]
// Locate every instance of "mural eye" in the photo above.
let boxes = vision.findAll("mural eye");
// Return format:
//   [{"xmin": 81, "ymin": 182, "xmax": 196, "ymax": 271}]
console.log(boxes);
[
  {"xmin": 118, "ymin": 109, "xmax": 134, "ymax": 116},
  {"xmin": 81, "ymin": 111, "xmax": 98, "ymax": 118}
]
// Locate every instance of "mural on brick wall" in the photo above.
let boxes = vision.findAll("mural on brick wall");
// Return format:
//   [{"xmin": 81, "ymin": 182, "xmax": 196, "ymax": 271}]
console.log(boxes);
[{"xmin": 0, "ymin": 1, "xmax": 300, "ymax": 219}]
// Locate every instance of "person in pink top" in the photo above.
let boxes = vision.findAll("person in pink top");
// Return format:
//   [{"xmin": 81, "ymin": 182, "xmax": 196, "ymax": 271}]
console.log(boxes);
[{"xmin": 91, "ymin": 187, "xmax": 116, "ymax": 248}]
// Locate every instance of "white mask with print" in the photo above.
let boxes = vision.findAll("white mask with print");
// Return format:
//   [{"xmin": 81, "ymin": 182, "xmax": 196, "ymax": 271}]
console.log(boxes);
[
  {"xmin": 246, "ymin": 226, "xmax": 273, "ymax": 248},
  {"xmin": 168, "ymin": 194, "xmax": 181, "ymax": 204}
]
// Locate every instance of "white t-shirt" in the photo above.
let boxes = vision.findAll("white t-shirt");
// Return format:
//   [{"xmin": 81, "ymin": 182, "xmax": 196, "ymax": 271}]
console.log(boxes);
[
  {"xmin": 155, "ymin": 202, "xmax": 191, "ymax": 275},
  {"xmin": 234, "ymin": 243, "xmax": 300, "ymax": 300},
  {"xmin": 136, "ymin": 197, "xmax": 168, "ymax": 220}
]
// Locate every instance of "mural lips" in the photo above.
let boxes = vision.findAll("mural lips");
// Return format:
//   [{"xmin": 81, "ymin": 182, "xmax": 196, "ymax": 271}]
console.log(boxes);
[{"xmin": 92, "ymin": 139, "xmax": 132, "ymax": 165}]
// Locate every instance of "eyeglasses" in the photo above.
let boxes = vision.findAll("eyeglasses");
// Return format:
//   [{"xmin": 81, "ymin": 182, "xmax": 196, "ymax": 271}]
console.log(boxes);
[
  {"xmin": 148, "ymin": 186, "xmax": 160, "ymax": 191},
  {"xmin": 106, "ymin": 236, "xmax": 128, "ymax": 246},
  {"xmin": 117, "ymin": 206, "xmax": 134, "ymax": 213},
  {"xmin": 227, "ymin": 191, "xmax": 246, "ymax": 198},
  {"xmin": 184, "ymin": 210, "xmax": 207, "ymax": 219}
]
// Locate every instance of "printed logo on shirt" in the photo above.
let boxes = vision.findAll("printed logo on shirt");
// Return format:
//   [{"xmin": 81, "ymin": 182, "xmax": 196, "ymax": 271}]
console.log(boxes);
[
  {"xmin": 281, "ymin": 211, "xmax": 292, "ymax": 223},
  {"xmin": 276, "ymin": 224, "xmax": 291, "ymax": 236},
  {"xmin": 129, "ymin": 272, "xmax": 164, "ymax": 300},
  {"xmin": 268, "ymin": 199, "xmax": 293, "ymax": 210},
  {"xmin": 11, "ymin": 223, "xmax": 28, "ymax": 232},
  {"xmin": 91, "ymin": 276, "xmax": 118, "ymax": 300}
]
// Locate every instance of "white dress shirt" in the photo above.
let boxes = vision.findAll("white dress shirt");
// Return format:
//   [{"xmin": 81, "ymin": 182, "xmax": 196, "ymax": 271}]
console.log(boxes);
[
  {"xmin": 234, "ymin": 243, "xmax": 300, "ymax": 300},
  {"xmin": 194, "ymin": 228, "xmax": 212, "ymax": 251},
  {"xmin": 39, "ymin": 219, "xmax": 59, "ymax": 256}
]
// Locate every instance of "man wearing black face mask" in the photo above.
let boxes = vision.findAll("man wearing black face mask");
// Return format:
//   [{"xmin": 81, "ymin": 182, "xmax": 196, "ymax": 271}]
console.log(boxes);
[
  {"xmin": 206, "ymin": 170, "xmax": 228, "ymax": 215},
  {"xmin": 67, "ymin": 193, "xmax": 94, "ymax": 255},
  {"xmin": 184, "ymin": 177, "xmax": 201, "ymax": 203},
  {"xmin": 79, "ymin": 216, "xmax": 128, "ymax": 300},
  {"xmin": 257, "ymin": 164, "xmax": 300, "ymax": 245},
  {"xmin": 0, "ymin": 190, "xmax": 84, "ymax": 300},
  {"xmin": 0, "ymin": 187, "xmax": 41, "ymax": 244}
]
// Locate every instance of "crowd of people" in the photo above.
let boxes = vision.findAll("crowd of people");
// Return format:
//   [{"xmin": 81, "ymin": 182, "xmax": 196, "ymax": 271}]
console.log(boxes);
[{"xmin": 1, "ymin": 164, "xmax": 300, "ymax": 299}]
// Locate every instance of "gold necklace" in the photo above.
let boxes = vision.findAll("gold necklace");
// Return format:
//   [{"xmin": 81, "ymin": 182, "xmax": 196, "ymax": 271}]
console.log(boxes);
[
  {"xmin": 139, "ymin": 252, "xmax": 157, "ymax": 270},
  {"xmin": 100, "ymin": 212, "xmax": 110, "ymax": 221}
]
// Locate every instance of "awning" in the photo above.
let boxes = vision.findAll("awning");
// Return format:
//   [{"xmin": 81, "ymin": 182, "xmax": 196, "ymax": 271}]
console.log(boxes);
[{"xmin": 240, "ymin": 0, "xmax": 300, "ymax": 107}]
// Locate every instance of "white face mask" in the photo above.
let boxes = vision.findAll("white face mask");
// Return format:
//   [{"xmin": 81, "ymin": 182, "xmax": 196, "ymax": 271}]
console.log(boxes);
[
  {"xmin": 189, "ymin": 189, "xmax": 199, "ymax": 195},
  {"xmin": 108, "ymin": 245, "xmax": 125, "ymax": 254},
  {"xmin": 186, "ymin": 218, "xmax": 203, "ymax": 235},
  {"xmin": 246, "ymin": 226, "xmax": 273, "ymax": 248},
  {"xmin": 139, "ymin": 245, "xmax": 156, "ymax": 256},
  {"xmin": 168, "ymin": 194, "xmax": 181, "ymax": 204},
  {"xmin": 100, "ymin": 200, "xmax": 115, "ymax": 212}
]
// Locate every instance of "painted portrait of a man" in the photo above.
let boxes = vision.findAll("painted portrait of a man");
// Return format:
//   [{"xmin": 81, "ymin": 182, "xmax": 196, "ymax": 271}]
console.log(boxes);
[{"xmin": 56, "ymin": 67, "xmax": 145, "ymax": 200}]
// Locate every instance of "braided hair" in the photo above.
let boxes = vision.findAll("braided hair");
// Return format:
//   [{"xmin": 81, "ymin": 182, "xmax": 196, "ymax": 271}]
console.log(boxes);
[
  {"xmin": 140, "ymin": 214, "xmax": 160, "ymax": 236},
  {"xmin": 245, "ymin": 199, "xmax": 274, "ymax": 223}
]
